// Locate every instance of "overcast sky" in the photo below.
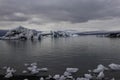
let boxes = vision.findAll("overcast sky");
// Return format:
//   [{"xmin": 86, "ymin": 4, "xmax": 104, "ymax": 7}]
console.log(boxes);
[{"xmin": 0, "ymin": 0, "xmax": 120, "ymax": 31}]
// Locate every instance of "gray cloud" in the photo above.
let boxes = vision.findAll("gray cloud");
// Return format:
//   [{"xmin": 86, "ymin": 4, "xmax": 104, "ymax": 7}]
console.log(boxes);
[{"xmin": 0, "ymin": 0, "xmax": 120, "ymax": 25}]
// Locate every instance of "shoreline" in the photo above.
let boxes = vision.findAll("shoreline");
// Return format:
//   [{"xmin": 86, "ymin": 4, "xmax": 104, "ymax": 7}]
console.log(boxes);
[{"xmin": 0, "ymin": 63, "xmax": 120, "ymax": 80}]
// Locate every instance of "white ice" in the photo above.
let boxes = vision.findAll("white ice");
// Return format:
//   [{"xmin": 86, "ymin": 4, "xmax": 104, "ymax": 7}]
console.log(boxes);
[
  {"xmin": 97, "ymin": 71, "xmax": 104, "ymax": 79},
  {"xmin": 84, "ymin": 74, "xmax": 92, "ymax": 79},
  {"xmin": 93, "ymin": 64, "xmax": 108, "ymax": 73},
  {"xmin": 111, "ymin": 78, "xmax": 115, "ymax": 80},
  {"xmin": 24, "ymin": 79, "xmax": 29, "ymax": 80},
  {"xmin": 5, "ymin": 67, "xmax": 16, "ymax": 78},
  {"xmin": 40, "ymin": 77, "xmax": 44, "ymax": 80},
  {"xmin": 5, "ymin": 72, "xmax": 13, "ymax": 78},
  {"xmin": 53, "ymin": 74, "xmax": 60, "ymax": 80},
  {"xmin": 76, "ymin": 77, "xmax": 89, "ymax": 80},
  {"xmin": 109, "ymin": 63, "xmax": 120, "ymax": 70},
  {"xmin": 66, "ymin": 68, "xmax": 79, "ymax": 73},
  {"xmin": 22, "ymin": 70, "xmax": 27, "ymax": 73}
]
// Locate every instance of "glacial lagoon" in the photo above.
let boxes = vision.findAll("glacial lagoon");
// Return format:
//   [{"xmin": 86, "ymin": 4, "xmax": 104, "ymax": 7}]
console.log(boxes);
[{"xmin": 0, "ymin": 36, "xmax": 120, "ymax": 79}]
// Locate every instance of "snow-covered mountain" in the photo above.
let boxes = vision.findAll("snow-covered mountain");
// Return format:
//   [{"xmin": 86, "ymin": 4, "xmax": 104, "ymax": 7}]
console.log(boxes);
[{"xmin": 0, "ymin": 26, "xmax": 42, "ymax": 40}]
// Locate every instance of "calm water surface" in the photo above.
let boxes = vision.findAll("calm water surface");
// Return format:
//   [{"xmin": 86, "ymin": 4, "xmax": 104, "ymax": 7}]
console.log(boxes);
[{"xmin": 0, "ymin": 36, "xmax": 120, "ymax": 75}]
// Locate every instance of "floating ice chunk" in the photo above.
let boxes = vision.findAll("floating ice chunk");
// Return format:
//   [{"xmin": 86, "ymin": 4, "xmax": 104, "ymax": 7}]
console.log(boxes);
[
  {"xmin": 64, "ymin": 71, "xmax": 71, "ymax": 76},
  {"xmin": 66, "ymin": 68, "xmax": 79, "ymax": 73},
  {"xmin": 84, "ymin": 74, "xmax": 92, "ymax": 79},
  {"xmin": 111, "ymin": 78, "xmax": 115, "ymax": 80},
  {"xmin": 27, "ymin": 65, "xmax": 37, "ymax": 71},
  {"xmin": 3, "ymin": 66, "xmax": 7, "ymax": 69},
  {"xmin": 6, "ymin": 67, "xmax": 16, "ymax": 73},
  {"xmin": 66, "ymin": 75, "xmax": 73, "ymax": 79},
  {"xmin": 76, "ymin": 77, "xmax": 80, "ymax": 80},
  {"xmin": 24, "ymin": 63, "xmax": 29, "ymax": 66},
  {"xmin": 46, "ymin": 75, "xmax": 52, "ymax": 79},
  {"xmin": 108, "ymin": 63, "xmax": 120, "ymax": 70},
  {"xmin": 6, "ymin": 67, "xmax": 11, "ymax": 73},
  {"xmin": 24, "ymin": 79, "xmax": 29, "ymax": 80},
  {"xmin": 27, "ymin": 65, "xmax": 39, "ymax": 74},
  {"xmin": 5, "ymin": 67, "xmax": 16, "ymax": 78},
  {"xmin": 41, "ymin": 68, "xmax": 48, "ymax": 70},
  {"xmin": 11, "ymin": 68, "xmax": 16, "ymax": 73},
  {"xmin": 31, "ymin": 62, "xmax": 37, "ymax": 66},
  {"xmin": 31, "ymin": 68, "xmax": 39, "ymax": 74},
  {"xmin": 72, "ymin": 34, "xmax": 79, "ymax": 37},
  {"xmin": 40, "ymin": 77, "xmax": 44, "ymax": 80},
  {"xmin": 32, "ymin": 65, "xmax": 37, "ymax": 69},
  {"xmin": 88, "ymin": 70, "xmax": 92, "ymax": 73},
  {"xmin": 53, "ymin": 74, "xmax": 60, "ymax": 80},
  {"xmin": 76, "ymin": 77, "xmax": 89, "ymax": 80},
  {"xmin": 93, "ymin": 64, "xmax": 108, "ymax": 73},
  {"xmin": 59, "ymin": 75, "xmax": 66, "ymax": 80},
  {"xmin": 5, "ymin": 72, "xmax": 13, "ymax": 78},
  {"xmin": 38, "ymin": 68, "xmax": 48, "ymax": 71},
  {"xmin": 22, "ymin": 70, "xmax": 27, "ymax": 73},
  {"xmin": 97, "ymin": 71, "xmax": 104, "ymax": 79},
  {"xmin": 27, "ymin": 67, "xmax": 33, "ymax": 71}
]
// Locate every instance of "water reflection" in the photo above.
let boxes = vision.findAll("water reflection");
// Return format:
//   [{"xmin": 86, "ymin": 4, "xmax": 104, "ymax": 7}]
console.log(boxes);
[{"xmin": 0, "ymin": 36, "xmax": 120, "ymax": 75}]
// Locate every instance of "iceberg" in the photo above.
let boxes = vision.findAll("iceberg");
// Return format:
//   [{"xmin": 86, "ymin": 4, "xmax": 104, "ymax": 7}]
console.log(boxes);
[
  {"xmin": 0, "ymin": 26, "xmax": 79, "ymax": 40},
  {"xmin": 1, "ymin": 26, "xmax": 42, "ymax": 40},
  {"xmin": 51, "ymin": 30, "xmax": 79, "ymax": 38}
]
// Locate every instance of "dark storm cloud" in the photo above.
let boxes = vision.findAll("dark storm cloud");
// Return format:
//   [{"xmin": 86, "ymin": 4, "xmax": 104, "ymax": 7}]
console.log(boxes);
[{"xmin": 0, "ymin": 0, "xmax": 120, "ymax": 23}]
